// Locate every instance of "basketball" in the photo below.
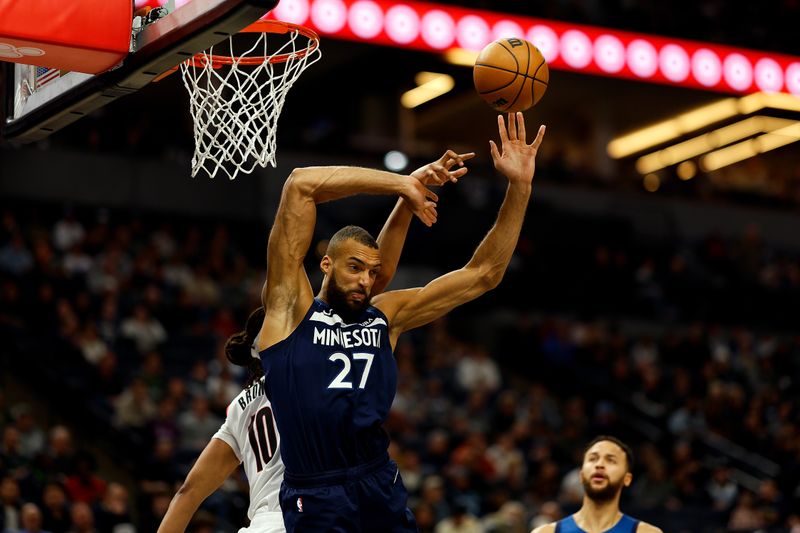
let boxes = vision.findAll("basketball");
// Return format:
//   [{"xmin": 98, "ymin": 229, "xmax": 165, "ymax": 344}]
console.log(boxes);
[{"xmin": 473, "ymin": 37, "xmax": 549, "ymax": 113}]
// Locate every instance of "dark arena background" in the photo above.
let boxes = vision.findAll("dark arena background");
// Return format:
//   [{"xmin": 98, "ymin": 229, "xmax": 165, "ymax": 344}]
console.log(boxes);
[{"xmin": 2, "ymin": 1, "xmax": 800, "ymax": 532}]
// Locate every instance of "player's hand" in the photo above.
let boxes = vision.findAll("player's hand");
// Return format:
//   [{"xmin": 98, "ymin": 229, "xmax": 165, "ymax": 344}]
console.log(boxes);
[
  {"xmin": 401, "ymin": 177, "xmax": 439, "ymax": 227},
  {"xmin": 411, "ymin": 150, "xmax": 475, "ymax": 186},
  {"xmin": 489, "ymin": 112, "xmax": 546, "ymax": 186}
]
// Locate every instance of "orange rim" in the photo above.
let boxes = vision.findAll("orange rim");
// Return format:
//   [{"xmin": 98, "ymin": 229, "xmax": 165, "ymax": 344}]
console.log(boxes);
[{"xmin": 185, "ymin": 20, "xmax": 320, "ymax": 68}]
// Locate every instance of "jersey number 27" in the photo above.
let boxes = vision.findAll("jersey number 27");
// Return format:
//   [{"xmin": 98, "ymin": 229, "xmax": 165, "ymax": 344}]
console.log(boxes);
[{"xmin": 328, "ymin": 352, "xmax": 374, "ymax": 389}]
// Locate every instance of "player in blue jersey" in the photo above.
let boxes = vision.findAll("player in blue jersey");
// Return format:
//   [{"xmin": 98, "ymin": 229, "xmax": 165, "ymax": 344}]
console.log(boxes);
[
  {"xmin": 155, "ymin": 149, "xmax": 472, "ymax": 533},
  {"xmin": 532, "ymin": 436, "xmax": 663, "ymax": 533},
  {"xmin": 257, "ymin": 112, "xmax": 544, "ymax": 532}
]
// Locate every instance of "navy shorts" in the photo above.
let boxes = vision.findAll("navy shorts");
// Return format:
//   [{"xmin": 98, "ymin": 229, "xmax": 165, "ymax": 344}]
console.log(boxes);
[{"xmin": 279, "ymin": 454, "xmax": 418, "ymax": 533}]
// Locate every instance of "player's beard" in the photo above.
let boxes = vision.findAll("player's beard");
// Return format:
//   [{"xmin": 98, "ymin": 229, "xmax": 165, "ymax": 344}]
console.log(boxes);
[
  {"xmin": 327, "ymin": 271, "xmax": 370, "ymax": 322},
  {"xmin": 581, "ymin": 474, "xmax": 624, "ymax": 503}
]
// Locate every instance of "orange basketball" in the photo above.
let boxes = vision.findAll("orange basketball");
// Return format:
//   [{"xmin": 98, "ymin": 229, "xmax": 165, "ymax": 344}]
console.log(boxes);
[{"xmin": 473, "ymin": 37, "xmax": 549, "ymax": 113}]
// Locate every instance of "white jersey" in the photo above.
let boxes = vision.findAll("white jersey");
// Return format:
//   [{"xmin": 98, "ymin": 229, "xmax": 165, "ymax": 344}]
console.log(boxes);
[{"xmin": 213, "ymin": 377, "xmax": 285, "ymax": 527}]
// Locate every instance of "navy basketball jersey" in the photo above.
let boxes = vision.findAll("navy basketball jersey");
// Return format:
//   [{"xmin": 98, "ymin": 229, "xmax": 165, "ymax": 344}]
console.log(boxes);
[
  {"xmin": 260, "ymin": 298, "xmax": 397, "ymax": 475},
  {"xmin": 555, "ymin": 514, "xmax": 640, "ymax": 533}
]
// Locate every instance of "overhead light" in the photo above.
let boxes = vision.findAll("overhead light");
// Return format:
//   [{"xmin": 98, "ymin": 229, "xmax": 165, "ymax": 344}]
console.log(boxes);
[
  {"xmin": 643, "ymin": 173, "xmax": 660, "ymax": 192},
  {"xmin": 701, "ymin": 122, "xmax": 800, "ymax": 171},
  {"xmin": 676, "ymin": 161, "xmax": 696, "ymax": 180},
  {"xmin": 635, "ymin": 116, "xmax": 797, "ymax": 173},
  {"xmin": 738, "ymin": 91, "xmax": 800, "ymax": 114},
  {"xmin": 384, "ymin": 150, "xmax": 409, "ymax": 172},
  {"xmin": 608, "ymin": 98, "xmax": 738, "ymax": 158},
  {"xmin": 608, "ymin": 92, "xmax": 800, "ymax": 159},
  {"xmin": 401, "ymin": 72, "xmax": 455, "ymax": 108},
  {"xmin": 443, "ymin": 48, "xmax": 479, "ymax": 67}
]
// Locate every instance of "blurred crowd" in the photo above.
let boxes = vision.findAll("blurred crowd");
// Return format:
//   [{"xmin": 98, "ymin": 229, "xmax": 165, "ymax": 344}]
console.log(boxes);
[{"xmin": 1, "ymin": 201, "xmax": 799, "ymax": 533}]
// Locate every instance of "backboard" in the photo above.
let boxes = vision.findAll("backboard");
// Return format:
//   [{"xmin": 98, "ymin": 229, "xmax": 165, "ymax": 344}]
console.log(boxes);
[{"xmin": 1, "ymin": 0, "xmax": 278, "ymax": 143}]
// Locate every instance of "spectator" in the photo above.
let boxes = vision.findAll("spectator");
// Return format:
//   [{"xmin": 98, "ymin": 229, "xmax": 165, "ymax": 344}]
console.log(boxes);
[
  {"xmin": 41, "ymin": 483, "xmax": 70, "ymax": 533},
  {"xmin": 62, "ymin": 244, "xmax": 93, "ymax": 280},
  {"xmin": 19, "ymin": 502, "xmax": 51, "ymax": 533},
  {"xmin": 113, "ymin": 378, "xmax": 157, "ymax": 431},
  {"xmin": 66, "ymin": 503, "xmax": 96, "ymax": 533},
  {"xmin": 529, "ymin": 501, "xmax": 562, "ymax": 530},
  {"xmin": 1, "ymin": 428, "xmax": 27, "ymax": 478},
  {"xmin": 36, "ymin": 426, "xmax": 75, "ymax": 482},
  {"xmin": 75, "ymin": 323, "xmax": 109, "ymax": 366},
  {"xmin": 486, "ymin": 432, "xmax": 526, "ymax": 485},
  {"xmin": 481, "ymin": 500, "xmax": 527, "ymax": 533},
  {"xmin": 434, "ymin": 503, "xmax": 481, "ymax": 533},
  {"xmin": 1, "ymin": 477, "xmax": 22, "ymax": 532},
  {"xmin": 455, "ymin": 345, "xmax": 501, "ymax": 393},
  {"xmin": 728, "ymin": 491, "xmax": 764, "ymax": 531},
  {"xmin": 0, "ymin": 233, "xmax": 33, "ymax": 276},
  {"xmin": 119, "ymin": 305, "xmax": 167, "ymax": 354},
  {"xmin": 175, "ymin": 395, "xmax": 221, "ymax": 456},
  {"xmin": 63, "ymin": 453, "xmax": 107, "ymax": 505},
  {"xmin": 52, "ymin": 210, "xmax": 85, "ymax": 252},
  {"xmin": 92, "ymin": 482, "xmax": 133, "ymax": 533},
  {"xmin": 419, "ymin": 476, "xmax": 450, "ymax": 524},
  {"xmin": 707, "ymin": 465, "xmax": 739, "ymax": 511},
  {"xmin": 139, "ymin": 438, "xmax": 182, "ymax": 501},
  {"xmin": 11, "ymin": 404, "xmax": 45, "ymax": 459}
]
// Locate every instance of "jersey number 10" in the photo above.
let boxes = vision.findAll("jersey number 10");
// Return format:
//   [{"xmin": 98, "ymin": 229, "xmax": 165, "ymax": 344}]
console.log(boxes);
[{"xmin": 247, "ymin": 407, "xmax": 278, "ymax": 472}]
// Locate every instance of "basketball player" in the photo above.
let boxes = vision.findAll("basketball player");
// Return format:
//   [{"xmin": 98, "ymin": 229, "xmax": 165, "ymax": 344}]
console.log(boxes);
[
  {"xmin": 255, "ymin": 112, "xmax": 545, "ymax": 532},
  {"xmin": 531, "ymin": 436, "xmax": 663, "ymax": 533},
  {"xmin": 155, "ymin": 150, "xmax": 474, "ymax": 533}
]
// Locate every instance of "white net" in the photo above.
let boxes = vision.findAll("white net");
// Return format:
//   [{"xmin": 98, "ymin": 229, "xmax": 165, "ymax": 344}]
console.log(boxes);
[{"xmin": 180, "ymin": 26, "xmax": 321, "ymax": 179}]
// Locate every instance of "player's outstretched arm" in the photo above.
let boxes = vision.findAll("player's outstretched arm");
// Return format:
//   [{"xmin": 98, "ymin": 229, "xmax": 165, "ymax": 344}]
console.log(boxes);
[
  {"xmin": 373, "ymin": 113, "xmax": 545, "ymax": 345},
  {"xmin": 156, "ymin": 438, "xmax": 240, "ymax": 533},
  {"xmin": 374, "ymin": 150, "xmax": 474, "ymax": 294},
  {"xmin": 530, "ymin": 524, "xmax": 557, "ymax": 533},
  {"xmin": 259, "ymin": 166, "xmax": 441, "ymax": 349}
]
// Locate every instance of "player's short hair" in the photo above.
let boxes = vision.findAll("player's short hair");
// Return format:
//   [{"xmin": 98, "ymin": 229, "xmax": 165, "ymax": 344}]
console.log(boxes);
[
  {"xmin": 327, "ymin": 225, "xmax": 378, "ymax": 256},
  {"xmin": 582, "ymin": 435, "xmax": 635, "ymax": 472}
]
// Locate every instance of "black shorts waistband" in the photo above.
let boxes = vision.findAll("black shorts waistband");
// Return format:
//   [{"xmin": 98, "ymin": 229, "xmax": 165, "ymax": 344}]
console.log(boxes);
[{"xmin": 283, "ymin": 453, "xmax": 391, "ymax": 488}]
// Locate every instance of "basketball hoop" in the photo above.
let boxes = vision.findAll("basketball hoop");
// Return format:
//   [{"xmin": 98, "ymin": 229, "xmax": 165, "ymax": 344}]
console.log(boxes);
[{"xmin": 179, "ymin": 20, "xmax": 321, "ymax": 179}]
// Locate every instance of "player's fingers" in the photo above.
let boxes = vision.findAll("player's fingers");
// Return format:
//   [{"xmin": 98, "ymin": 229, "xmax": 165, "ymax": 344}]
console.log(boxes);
[
  {"xmin": 497, "ymin": 115, "xmax": 509, "ymax": 145},
  {"xmin": 446, "ymin": 151, "xmax": 476, "ymax": 169},
  {"xmin": 508, "ymin": 112, "xmax": 518, "ymax": 141},
  {"xmin": 516, "ymin": 112, "xmax": 526, "ymax": 143},
  {"xmin": 424, "ymin": 202, "xmax": 438, "ymax": 225},
  {"xmin": 430, "ymin": 163, "xmax": 447, "ymax": 176},
  {"xmin": 450, "ymin": 167, "xmax": 469, "ymax": 180},
  {"xmin": 531, "ymin": 124, "xmax": 547, "ymax": 150},
  {"xmin": 489, "ymin": 140, "xmax": 501, "ymax": 161},
  {"xmin": 423, "ymin": 187, "xmax": 439, "ymax": 202},
  {"xmin": 416, "ymin": 208, "xmax": 433, "ymax": 227}
]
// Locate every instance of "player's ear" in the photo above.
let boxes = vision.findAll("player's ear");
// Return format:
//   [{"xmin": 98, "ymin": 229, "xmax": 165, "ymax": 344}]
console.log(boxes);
[
  {"xmin": 623, "ymin": 471, "xmax": 633, "ymax": 487},
  {"xmin": 320, "ymin": 255, "xmax": 331, "ymax": 274}
]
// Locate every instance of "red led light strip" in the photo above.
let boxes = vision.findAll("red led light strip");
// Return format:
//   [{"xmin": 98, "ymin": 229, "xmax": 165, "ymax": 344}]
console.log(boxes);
[
  {"xmin": 138, "ymin": 0, "xmax": 800, "ymax": 95},
  {"xmin": 265, "ymin": 0, "xmax": 800, "ymax": 95}
]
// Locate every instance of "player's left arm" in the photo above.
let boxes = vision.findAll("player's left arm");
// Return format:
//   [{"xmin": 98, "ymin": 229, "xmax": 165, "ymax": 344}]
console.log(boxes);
[
  {"xmin": 374, "ymin": 113, "xmax": 545, "ymax": 346},
  {"xmin": 373, "ymin": 150, "xmax": 474, "ymax": 294},
  {"xmin": 636, "ymin": 522, "xmax": 663, "ymax": 533},
  {"xmin": 156, "ymin": 438, "xmax": 241, "ymax": 533}
]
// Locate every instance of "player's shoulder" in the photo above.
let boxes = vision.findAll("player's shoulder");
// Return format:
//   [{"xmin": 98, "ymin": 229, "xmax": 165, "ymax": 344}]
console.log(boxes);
[
  {"xmin": 531, "ymin": 523, "xmax": 557, "ymax": 533},
  {"xmin": 636, "ymin": 521, "xmax": 663, "ymax": 533}
]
